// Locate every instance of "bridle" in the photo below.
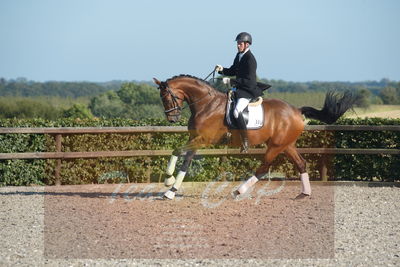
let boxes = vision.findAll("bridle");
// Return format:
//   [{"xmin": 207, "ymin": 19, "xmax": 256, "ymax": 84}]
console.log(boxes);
[
  {"xmin": 158, "ymin": 73, "xmax": 215, "ymax": 115},
  {"xmin": 159, "ymin": 82, "xmax": 184, "ymax": 114}
]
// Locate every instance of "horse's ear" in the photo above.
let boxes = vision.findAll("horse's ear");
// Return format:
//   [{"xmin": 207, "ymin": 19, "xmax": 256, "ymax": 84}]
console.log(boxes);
[{"xmin": 153, "ymin": 78, "xmax": 161, "ymax": 86}]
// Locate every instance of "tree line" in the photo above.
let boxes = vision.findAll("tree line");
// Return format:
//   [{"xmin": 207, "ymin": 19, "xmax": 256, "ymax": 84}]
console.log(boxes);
[
  {"xmin": 0, "ymin": 77, "xmax": 399, "ymax": 120},
  {"xmin": 0, "ymin": 77, "xmax": 124, "ymax": 98}
]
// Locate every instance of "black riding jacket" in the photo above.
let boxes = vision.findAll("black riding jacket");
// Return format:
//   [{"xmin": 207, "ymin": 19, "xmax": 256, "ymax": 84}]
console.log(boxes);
[{"xmin": 220, "ymin": 50, "xmax": 261, "ymax": 99}]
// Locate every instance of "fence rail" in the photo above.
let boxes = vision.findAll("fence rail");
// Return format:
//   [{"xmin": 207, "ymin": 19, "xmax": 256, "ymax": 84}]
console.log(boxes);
[
  {"xmin": 0, "ymin": 125, "xmax": 399, "ymax": 134},
  {"xmin": 1, "ymin": 125, "xmax": 399, "ymax": 184},
  {"xmin": 1, "ymin": 148, "xmax": 399, "ymax": 161}
]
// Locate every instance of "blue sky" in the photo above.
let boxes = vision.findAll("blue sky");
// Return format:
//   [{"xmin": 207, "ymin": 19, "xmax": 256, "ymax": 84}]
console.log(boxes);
[{"xmin": 0, "ymin": 0, "xmax": 399, "ymax": 82}]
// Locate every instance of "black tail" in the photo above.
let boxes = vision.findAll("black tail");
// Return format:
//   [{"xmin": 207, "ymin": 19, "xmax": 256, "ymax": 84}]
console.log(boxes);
[{"xmin": 300, "ymin": 91, "xmax": 357, "ymax": 124}]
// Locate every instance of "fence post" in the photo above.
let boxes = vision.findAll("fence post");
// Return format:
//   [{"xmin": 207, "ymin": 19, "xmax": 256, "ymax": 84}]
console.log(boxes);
[
  {"xmin": 319, "ymin": 155, "xmax": 328, "ymax": 181},
  {"xmin": 54, "ymin": 134, "xmax": 62, "ymax": 186}
]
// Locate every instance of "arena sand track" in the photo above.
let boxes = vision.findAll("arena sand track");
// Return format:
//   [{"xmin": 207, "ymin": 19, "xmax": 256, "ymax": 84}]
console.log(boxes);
[{"xmin": 0, "ymin": 181, "xmax": 399, "ymax": 266}]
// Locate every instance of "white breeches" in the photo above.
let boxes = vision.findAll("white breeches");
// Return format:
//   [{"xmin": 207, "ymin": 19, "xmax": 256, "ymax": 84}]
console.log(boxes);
[{"xmin": 234, "ymin": 98, "xmax": 250, "ymax": 119}]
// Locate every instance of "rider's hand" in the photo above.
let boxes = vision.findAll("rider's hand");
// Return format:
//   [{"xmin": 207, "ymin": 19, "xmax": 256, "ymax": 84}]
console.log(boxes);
[
  {"xmin": 215, "ymin": 65, "xmax": 223, "ymax": 72},
  {"xmin": 222, "ymin": 77, "xmax": 230, "ymax": 85}
]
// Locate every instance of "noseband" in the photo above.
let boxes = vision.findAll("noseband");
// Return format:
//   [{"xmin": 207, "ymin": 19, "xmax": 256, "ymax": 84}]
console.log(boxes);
[{"xmin": 159, "ymin": 82, "xmax": 184, "ymax": 114}]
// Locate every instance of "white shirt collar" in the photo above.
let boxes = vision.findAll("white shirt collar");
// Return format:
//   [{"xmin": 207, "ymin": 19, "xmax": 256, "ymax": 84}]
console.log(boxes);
[{"xmin": 239, "ymin": 48, "xmax": 250, "ymax": 61}]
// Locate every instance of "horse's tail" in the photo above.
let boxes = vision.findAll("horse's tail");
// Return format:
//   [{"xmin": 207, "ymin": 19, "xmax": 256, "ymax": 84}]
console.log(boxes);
[{"xmin": 300, "ymin": 90, "xmax": 357, "ymax": 124}]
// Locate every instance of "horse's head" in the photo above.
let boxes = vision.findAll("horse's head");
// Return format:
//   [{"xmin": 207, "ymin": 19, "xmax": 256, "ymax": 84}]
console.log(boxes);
[{"xmin": 153, "ymin": 78, "xmax": 184, "ymax": 123}]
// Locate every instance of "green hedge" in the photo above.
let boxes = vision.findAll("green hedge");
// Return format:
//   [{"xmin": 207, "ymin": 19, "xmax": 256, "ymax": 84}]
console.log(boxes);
[
  {"xmin": 330, "ymin": 118, "xmax": 400, "ymax": 181},
  {"xmin": 0, "ymin": 117, "xmax": 399, "ymax": 186}
]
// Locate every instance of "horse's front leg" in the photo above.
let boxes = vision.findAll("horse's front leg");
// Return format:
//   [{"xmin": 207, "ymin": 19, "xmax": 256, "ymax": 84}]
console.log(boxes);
[
  {"xmin": 164, "ymin": 151, "xmax": 180, "ymax": 187},
  {"xmin": 163, "ymin": 139, "xmax": 199, "ymax": 187},
  {"xmin": 163, "ymin": 149, "xmax": 197, "ymax": 200},
  {"xmin": 163, "ymin": 136, "xmax": 203, "ymax": 200}
]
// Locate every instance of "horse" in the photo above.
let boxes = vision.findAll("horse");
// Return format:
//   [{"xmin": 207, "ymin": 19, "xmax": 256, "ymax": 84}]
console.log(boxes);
[{"xmin": 153, "ymin": 75, "xmax": 356, "ymax": 200}]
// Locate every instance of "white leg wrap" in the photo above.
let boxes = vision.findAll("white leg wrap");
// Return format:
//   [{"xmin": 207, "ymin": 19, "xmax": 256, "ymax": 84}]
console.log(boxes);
[
  {"xmin": 237, "ymin": 175, "xmax": 259, "ymax": 194},
  {"xmin": 164, "ymin": 176, "xmax": 176, "ymax": 187},
  {"xmin": 173, "ymin": 171, "xmax": 186, "ymax": 190},
  {"xmin": 166, "ymin": 155, "xmax": 178, "ymax": 176},
  {"xmin": 300, "ymin": 172, "xmax": 311, "ymax": 195}
]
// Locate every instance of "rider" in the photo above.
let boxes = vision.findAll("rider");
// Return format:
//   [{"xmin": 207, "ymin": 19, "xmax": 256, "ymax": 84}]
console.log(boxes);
[{"xmin": 215, "ymin": 32, "xmax": 261, "ymax": 153}]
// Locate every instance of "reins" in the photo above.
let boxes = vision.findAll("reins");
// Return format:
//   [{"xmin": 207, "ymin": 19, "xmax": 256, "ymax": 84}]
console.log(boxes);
[{"xmin": 203, "ymin": 69, "xmax": 216, "ymax": 81}]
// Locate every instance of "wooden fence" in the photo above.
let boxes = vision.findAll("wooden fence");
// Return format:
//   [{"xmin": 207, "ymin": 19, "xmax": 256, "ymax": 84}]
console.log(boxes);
[{"xmin": 0, "ymin": 125, "xmax": 399, "ymax": 184}]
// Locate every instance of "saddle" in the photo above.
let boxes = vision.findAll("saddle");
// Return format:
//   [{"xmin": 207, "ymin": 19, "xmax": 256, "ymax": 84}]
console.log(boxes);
[{"xmin": 225, "ymin": 91, "xmax": 265, "ymax": 130}]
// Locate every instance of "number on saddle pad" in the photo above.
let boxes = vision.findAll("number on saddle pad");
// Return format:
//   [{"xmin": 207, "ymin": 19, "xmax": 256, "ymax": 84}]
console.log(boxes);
[{"xmin": 225, "ymin": 92, "xmax": 264, "ymax": 130}]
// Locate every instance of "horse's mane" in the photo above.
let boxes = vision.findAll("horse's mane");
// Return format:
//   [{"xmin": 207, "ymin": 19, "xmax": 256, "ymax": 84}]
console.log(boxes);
[{"xmin": 166, "ymin": 74, "xmax": 216, "ymax": 90}]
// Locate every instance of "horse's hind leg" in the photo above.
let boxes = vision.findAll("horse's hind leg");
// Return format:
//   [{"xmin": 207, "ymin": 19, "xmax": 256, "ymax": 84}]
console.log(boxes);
[
  {"xmin": 236, "ymin": 143, "xmax": 287, "ymax": 195},
  {"xmin": 284, "ymin": 143, "xmax": 311, "ymax": 196}
]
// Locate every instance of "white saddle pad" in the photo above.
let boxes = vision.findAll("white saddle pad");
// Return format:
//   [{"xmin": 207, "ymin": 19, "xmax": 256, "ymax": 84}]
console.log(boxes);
[
  {"xmin": 246, "ymin": 104, "xmax": 264, "ymax": 129},
  {"xmin": 226, "ymin": 95, "xmax": 265, "ymax": 130}
]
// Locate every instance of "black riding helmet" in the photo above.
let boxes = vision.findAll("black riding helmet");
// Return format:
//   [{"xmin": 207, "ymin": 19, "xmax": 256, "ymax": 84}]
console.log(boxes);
[{"xmin": 235, "ymin": 32, "xmax": 252, "ymax": 44}]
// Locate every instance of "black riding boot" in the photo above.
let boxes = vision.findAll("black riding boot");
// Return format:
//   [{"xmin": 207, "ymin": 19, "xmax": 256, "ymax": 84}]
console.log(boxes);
[{"xmin": 236, "ymin": 112, "xmax": 249, "ymax": 153}]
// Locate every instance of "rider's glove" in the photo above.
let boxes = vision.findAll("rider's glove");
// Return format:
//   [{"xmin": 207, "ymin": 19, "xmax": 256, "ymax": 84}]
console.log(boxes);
[
  {"xmin": 215, "ymin": 65, "xmax": 223, "ymax": 72},
  {"xmin": 222, "ymin": 77, "xmax": 230, "ymax": 85}
]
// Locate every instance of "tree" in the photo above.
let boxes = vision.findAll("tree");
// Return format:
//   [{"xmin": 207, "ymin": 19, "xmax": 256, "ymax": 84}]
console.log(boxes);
[
  {"xmin": 88, "ymin": 83, "xmax": 165, "ymax": 119},
  {"xmin": 63, "ymin": 104, "xmax": 93, "ymax": 119},
  {"xmin": 379, "ymin": 87, "xmax": 399, "ymax": 104},
  {"xmin": 89, "ymin": 91, "xmax": 126, "ymax": 118},
  {"xmin": 355, "ymin": 88, "xmax": 372, "ymax": 108},
  {"xmin": 0, "ymin": 98, "xmax": 63, "ymax": 119},
  {"xmin": 117, "ymin": 83, "xmax": 160, "ymax": 105}
]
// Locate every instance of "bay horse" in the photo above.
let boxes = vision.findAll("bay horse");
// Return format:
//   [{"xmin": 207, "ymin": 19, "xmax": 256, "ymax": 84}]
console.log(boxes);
[{"xmin": 153, "ymin": 75, "xmax": 355, "ymax": 200}]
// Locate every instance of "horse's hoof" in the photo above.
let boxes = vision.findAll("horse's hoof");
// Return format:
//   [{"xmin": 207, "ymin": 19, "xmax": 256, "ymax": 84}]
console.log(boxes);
[
  {"xmin": 294, "ymin": 193, "xmax": 310, "ymax": 200},
  {"xmin": 164, "ymin": 176, "xmax": 176, "ymax": 187},
  {"xmin": 163, "ymin": 190, "xmax": 175, "ymax": 200},
  {"xmin": 231, "ymin": 190, "xmax": 240, "ymax": 199}
]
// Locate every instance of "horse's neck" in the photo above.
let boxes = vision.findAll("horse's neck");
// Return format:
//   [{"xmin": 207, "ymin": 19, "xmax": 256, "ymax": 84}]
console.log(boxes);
[
  {"xmin": 176, "ymin": 80, "xmax": 226, "ymax": 112},
  {"xmin": 184, "ymin": 82, "xmax": 213, "ymax": 100}
]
